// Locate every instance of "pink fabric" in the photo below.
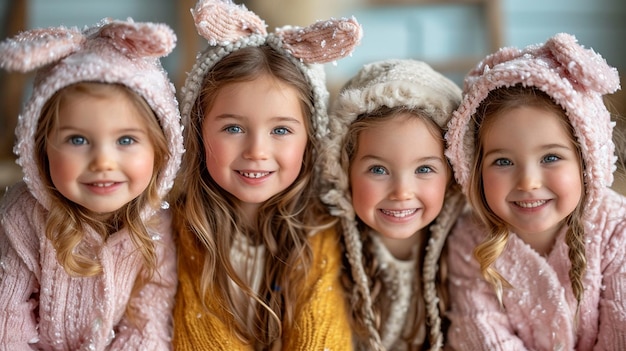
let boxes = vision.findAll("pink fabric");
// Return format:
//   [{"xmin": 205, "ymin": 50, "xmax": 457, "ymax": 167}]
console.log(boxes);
[
  {"xmin": 446, "ymin": 188, "xmax": 626, "ymax": 350},
  {"xmin": 0, "ymin": 182, "xmax": 177, "ymax": 350}
]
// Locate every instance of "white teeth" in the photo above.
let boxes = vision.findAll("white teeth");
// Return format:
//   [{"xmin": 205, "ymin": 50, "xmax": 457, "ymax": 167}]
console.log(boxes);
[
  {"xmin": 240, "ymin": 171, "xmax": 269, "ymax": 179},
  {"xmin": 91, "ymin": 182, "xmax": 114, "ymax": 187},
  {"xmin": 381, "ymin": 209, "xmax": 417, "ymax": 218},
  {"xmin": 515, "ymin": 200, "xmax": 546, "ymax": 208}
]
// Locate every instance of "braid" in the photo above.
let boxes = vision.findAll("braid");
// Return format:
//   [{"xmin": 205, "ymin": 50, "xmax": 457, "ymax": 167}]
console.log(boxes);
[{"xmin": 565, "ymin": 209, "xmax": 587, "ymax": 314}]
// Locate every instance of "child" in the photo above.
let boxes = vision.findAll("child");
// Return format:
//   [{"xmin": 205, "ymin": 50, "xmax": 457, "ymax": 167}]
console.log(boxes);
[
  {"xmin": 445, "ymin": 33, "xmax": 626, "ymax": 349},
  {"xmin": 170, "ymin": 0, "xmax": 362, "ymax": 349},
  {"xmin": 319, "ymin": 59, "xmax": 466, "ymax": 350},
  {"xmin": 0, "ymin": 19, "xmax": 184, "ymax": 349}
]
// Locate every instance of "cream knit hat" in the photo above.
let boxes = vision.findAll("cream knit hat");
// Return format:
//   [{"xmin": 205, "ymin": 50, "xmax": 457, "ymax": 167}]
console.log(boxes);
[
  {"xmin": 179, "ymin": 0, "xmax": 362, "ymax": 142},
  {"xmin": 320, "ymin": 59, "xmax": 466, "ymax": 350},
  {"xmin": 445, "ymin": 33, "xmax": 620, "ymax": 217},
  {"xmin": 0, "ymin": 18, "xmax": 184, "ymax": 219}
]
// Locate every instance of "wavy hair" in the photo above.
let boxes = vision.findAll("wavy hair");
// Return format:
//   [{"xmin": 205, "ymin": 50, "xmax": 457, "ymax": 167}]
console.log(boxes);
[
  {"xmin": 35, "ymin": 82, "xmax": 169, "ymax": 278},
  {"xmin": 170, "ymin": 45, "xmax": 334, "ymax": 348},
  {"xmin": 469, "ymin": 85, "xmax": 587, "ymax": 310}
]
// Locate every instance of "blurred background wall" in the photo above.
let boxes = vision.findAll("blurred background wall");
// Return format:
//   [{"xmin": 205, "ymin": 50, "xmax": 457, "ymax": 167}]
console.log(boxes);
[{"xmin": 1, "ymin": 0, "xmax": 625, "ymax": 193}]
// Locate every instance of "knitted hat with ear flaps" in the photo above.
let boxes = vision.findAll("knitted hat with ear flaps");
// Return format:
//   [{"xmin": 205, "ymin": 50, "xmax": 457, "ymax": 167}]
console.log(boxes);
[
  {"xmin": 445, "ymin": 32, "xmax": 620, "ymax": 218},
  {"xmin": 179, "ymin": 0, "xmax": 362, "ymax": 143},
  {"xmin": 0, "ymin": 18, "xmax": 185, "ymax": 220},
  {"xmin": 319, "ymin": 59, "xmax": 466, "ymax": 350}
]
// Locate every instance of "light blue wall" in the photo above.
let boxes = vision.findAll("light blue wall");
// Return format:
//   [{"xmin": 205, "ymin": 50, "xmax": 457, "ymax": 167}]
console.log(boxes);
[
  {"xmin": 326, "ymin": 0, "xmax": 626, "ymax": 87},
  {"xmin": 2, "ymin": 0, "xmax": 625, "ymax": 89}
]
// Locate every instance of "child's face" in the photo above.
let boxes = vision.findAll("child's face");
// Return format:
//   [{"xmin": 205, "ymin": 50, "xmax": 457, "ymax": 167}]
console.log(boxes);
[
  {"xmin": 46, "ymin": 90, "xmax": 155, "ymax": 214},
  {"xmin": 201, "ymin": 74, "xmax": 308, "ymax": 215},
  {"xmin": 349, "ymin": 115, "xmax": 449, "ymax": 247},
  {"xmin": 480, "ymin": 106, "xmax": 582, "ymax": 251}
]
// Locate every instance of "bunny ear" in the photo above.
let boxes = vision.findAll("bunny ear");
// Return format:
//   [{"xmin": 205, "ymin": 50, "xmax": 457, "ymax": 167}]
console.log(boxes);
[
  {"xmin": 546, "ymin": 33, "xmax": 620, "ymax": 94},
  {"xmin": 277, "ymin": 17, "xmax": 362, "ymax": 64},
  {"xmin": 0, "ymin": 27, "xmax": 84, "ymax": 73},
  {"xmin": 191, "ymin": 0, "xmax": 267, "ymax": 46},
  {"xmin": 99, "ymin": 20, "xmax": 176, "ymax": 58}
]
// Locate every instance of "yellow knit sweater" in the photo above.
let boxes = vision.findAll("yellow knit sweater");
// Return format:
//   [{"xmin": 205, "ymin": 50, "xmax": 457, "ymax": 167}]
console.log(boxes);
[{"xmin": 173, "ymin": 227, "xmax": 353, "ymax": 350}]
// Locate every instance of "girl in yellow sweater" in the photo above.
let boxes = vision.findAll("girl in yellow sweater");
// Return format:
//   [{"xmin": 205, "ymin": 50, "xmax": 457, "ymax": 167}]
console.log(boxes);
[{"xmin": 170, "ymin": 0, "xmax": 362, "ymax": 349}]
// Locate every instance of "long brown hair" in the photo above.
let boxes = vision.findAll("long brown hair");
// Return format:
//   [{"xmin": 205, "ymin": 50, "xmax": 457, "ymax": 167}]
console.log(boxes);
[
  {"xmin": 469, "ymin": 85, "xmax": 587, "ymax": 309},
  {"xmin": 171, "ymin": 45, "xmax": 334, "ymax": 347}
]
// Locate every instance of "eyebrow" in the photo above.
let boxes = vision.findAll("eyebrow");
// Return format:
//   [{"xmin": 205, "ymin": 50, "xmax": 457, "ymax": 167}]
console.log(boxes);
[
  {"xmin": 484, "ymin": 143, "xmax": 573, "ymax": 157},
  {"xmin": 57, "ymin": 126, "xmax": 148, "ymax": 134},
  {"xmin": 358, "ymin": 154, "xmax": 445, "ymax": 164},
  {"xmin": 214, "ymin": 114, "xmax": 303, "ymax": 125}
]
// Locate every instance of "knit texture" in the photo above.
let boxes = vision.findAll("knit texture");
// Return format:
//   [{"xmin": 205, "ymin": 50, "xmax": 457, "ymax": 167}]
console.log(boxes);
[
  {"xmin": 0, "ymin": 18, "xmax": 183, "ymax": 350},
  {"xmin": 445, "ymin": 32, "xmax": 620, "ymax": 219},
  {"xmin": 0, "ymin": 18, "xmax": 184, "ymax": 220},
  {"xmin": 173, "ymin": 227, "xmax": 353, "ymax": 350},
  {"xmin": 0, "ymin": 183, "xmax": 178, "ymax": 350},
  {"xmin": 446, "ymin": 188, "xmax": 626, "ymax": 350},
  {"xmin": 444, "ymin": 32, "xmax": 626, "ymax": 350},
  {"xmin": 319, "ymin": 59, "xmax": 466, "ymax": 350}
]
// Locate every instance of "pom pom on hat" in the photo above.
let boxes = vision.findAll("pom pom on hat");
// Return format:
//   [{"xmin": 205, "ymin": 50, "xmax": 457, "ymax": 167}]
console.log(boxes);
[
  {"xmin": 446, "ymin": 32, "xmax": 620, "ymax": 217},
  {"xmin": 0, "ymin": 18, "xmax": 184, "ymax": 219}
]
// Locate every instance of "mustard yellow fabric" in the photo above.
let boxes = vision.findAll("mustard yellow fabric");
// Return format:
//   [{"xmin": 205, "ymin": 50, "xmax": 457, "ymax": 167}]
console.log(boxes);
[{"xmin": 173, "ymin": 227, "xmax": 353, "ymax": 350}]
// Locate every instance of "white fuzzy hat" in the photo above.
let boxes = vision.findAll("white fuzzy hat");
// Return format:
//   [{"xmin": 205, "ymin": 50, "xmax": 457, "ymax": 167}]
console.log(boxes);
[
  {"xmin": 179, "ymin": 0, "xmax": 363, "ymax": 142},
  {"xmin": 320, "ymin": 59, "xmax": 466, "ymax": 350},
  {"xmin": 445, "ymin": 33, "xmax": 620, "ymax": 218},
  {"xmin": 0, "ymin": 18, "xmax": 184, "ymax": 219}
]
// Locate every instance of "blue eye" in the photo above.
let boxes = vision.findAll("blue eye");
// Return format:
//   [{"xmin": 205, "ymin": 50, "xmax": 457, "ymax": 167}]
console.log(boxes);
[
  {"xmin": 369, "ymin": 166, "xmax": 387, "ymax": 175},
  {"xmin": 69, "ymin": 136, "xmax": 87, "ymax": 145},
  {"xmin": 543, "ymin": 154, "xmax": 560, "ymax": 163},
  {"xmin": 118, "ymin": 136, "xmax": 135, "ymax": 145},
  {"xmin": 272, "ymin": 127, "xmax": 290, "ymax": 135},
  {"xmin": 225, "ymin": 125, "xmax": 242, "ymax": 134},
  {"xmin": 416, "ymin": 166, "xmax": 433, "ymax": 174},
  {"xmin": 494, "ymin": 158, "xmax": 512, "ymax": 166}
]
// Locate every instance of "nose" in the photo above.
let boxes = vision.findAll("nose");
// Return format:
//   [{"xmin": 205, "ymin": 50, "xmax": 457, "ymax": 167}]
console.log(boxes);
[
  {"xmin": 242, "ymin": 133, "xmax": 269, "ymax": 160},
  {"xmin": 516, "ymin": 165, "xmax": 542, "ymax": 191},
  {"xmin": 389, "ymin": 175, "xmax": 415, "ymax": 201},
  {"xmin": 89, "ymin": 146, "xmax": 116, "ymax": 172}
]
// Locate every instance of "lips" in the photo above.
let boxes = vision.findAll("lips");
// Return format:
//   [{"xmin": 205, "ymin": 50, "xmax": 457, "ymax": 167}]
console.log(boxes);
[
  {"xmin": 380, "ymin": 208, "xmax": 417, "ymax": 218},
  {"xmin": 514, "ymin": 200, "xmax": 547, "ymax": 208}
]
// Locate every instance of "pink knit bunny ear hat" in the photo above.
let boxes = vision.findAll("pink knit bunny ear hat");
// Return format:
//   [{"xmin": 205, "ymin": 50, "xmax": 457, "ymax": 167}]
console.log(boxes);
[
  {"xmin": 179, "ymin": 0, "xmax": 362, "ymax": 141},
  {"xmin": 0, "ymin": 18, "xmax": 184, "ymax": 219},
  {"xmin": 446, "ymin": 33, "xmax": 620, "ymax": 216}
]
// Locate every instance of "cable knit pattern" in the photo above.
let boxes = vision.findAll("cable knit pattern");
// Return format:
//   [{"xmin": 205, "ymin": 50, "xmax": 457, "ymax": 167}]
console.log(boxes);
[
  {"xmin": 0, "ymin": 183, "xmax": 178, "ymax": 350},
  {"xmin": 173, "ymin": 227, "xmax": 353, "ymax": 350},
  {"xmin": 371, "ymin": 235, "xmax": 420, "ymax": 350},
  {"xmin": 446, "ymin": 188, "xmax": 626, "ymax": 350}
]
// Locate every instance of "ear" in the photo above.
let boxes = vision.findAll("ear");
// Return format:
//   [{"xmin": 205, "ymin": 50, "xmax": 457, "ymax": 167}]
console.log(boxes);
[
  {"xmin": 191, "ymin": 0, "xmax": 267, "ymax": 46},
  {"xmin": 545, "ymin": 33, "xmax": 620, "ymax": 94},
  {"xmin": 277, "ymin": 17, "xmax": 362, "ymax": 64},
  {"xmin": 99, "ymin": 20, "xmax": 176, "ymax": 58},
  {"xmin": 0, "ymin": 27, "xmax": 84, "ymax": 73}
]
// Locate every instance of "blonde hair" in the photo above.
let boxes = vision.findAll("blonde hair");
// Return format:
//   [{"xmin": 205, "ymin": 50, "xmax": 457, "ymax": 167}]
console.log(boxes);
[
  {"xmin": 170, "ymin": 45, "xmax": 334, "ymax": 347},
  {"xmin": 469, "ymin": 85, "xmax": 587, "ymax": 309},
  {"xmin": 341, "ymin": 106, "xmax": 451, "ymax": 350},
  {"xmin": 35, "ymin": 82, "xmax": 169, "ymax": 278}
]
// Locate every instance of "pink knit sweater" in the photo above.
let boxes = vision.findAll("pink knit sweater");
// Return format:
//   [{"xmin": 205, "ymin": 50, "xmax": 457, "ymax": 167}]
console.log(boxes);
[
  {"xmin": 446, "ymin": 188, "xmax": 626, "ymax": 350},
  {"xmin": 0, "ymin": 182, "xmax": 177, "ymax": 350}
]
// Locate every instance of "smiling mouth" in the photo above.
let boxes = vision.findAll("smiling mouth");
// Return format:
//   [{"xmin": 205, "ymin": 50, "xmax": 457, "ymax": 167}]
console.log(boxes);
[
  {"xmin": 380, "ymin": 209, "xmax": 417, "ymax": 218},
  {"xmin": 88, "ymin": 182, "xmax": 117, "ymax": 187},
  {"xmin": 514, "ymin": 200, "xmax": 547, "ymax": 208},
  {"xmin": 238, "ymin": 171, "xmax": 271, "ymax": 179}
]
